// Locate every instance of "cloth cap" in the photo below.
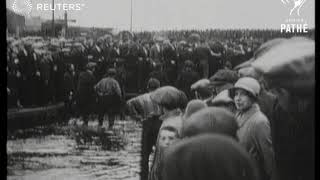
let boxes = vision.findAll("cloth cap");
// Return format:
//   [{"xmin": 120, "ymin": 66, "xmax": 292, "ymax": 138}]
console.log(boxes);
[{"xmin": 209, "ymin": 70, "xmax": 239, "ymax": 89}]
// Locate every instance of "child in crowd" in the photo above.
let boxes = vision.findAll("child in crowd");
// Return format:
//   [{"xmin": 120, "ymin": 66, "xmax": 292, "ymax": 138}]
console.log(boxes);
[
  {"xmin": 149, "ymin": 126, "xmax": 180, "ymax": 180},
  {"xmin": 158, "ymin": 126, "xmax": 180, "ymax": 148}
]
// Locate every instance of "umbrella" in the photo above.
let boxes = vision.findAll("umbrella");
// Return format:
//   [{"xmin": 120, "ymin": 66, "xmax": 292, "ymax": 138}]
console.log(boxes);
[
  {"xmin": 252, "ymin": 37, "xmax": 314, "ymax": 94},
  {"xmin": 150, "ymin": 86, "xmax": 182, "ymax": 109}
]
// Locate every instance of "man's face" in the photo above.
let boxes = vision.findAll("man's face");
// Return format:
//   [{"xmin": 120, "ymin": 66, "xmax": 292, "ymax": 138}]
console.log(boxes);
[
  {"xmin": 159, "ymin": 130, "xmax": 178, "ymax": 148},
  {"xmin": 234, "ymin": 89, "xmax": 253, "ymax": 111}
]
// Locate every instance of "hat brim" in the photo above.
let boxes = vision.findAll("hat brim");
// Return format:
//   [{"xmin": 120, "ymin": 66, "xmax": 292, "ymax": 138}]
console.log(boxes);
[{"xmin": 229, "ymin": 85, "xmax": 257, "ymax": 100}]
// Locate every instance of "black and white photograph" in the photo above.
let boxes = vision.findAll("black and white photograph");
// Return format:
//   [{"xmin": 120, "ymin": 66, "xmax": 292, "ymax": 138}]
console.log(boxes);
[{"xmin": 6, "ymin": 0, "xmax": 315, "ymax": 180}]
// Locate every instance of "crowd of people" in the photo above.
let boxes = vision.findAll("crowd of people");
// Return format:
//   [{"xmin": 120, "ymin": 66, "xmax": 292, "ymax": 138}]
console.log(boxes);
[
  {"xmin": 8, "ymin": 29, "xmax": 314, "ymax": 110},
  {"xmin": 126, "ymin": 36, "xmax": 314, "ymax": 180},
  {"xmin": 7, "ymin": 30, "xmax": 314, "ymax": 180}
]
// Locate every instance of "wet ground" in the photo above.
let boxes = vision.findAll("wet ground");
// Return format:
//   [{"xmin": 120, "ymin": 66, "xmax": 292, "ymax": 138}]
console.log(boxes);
[{"xmin": 7, "ymin": 117, "xmax": 150, "ymax": 180}]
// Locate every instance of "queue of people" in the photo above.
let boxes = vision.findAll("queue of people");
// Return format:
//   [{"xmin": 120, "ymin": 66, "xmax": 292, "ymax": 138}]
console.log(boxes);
[{"xmin": 126, "ymin": 36, "xmax": 314, "ymax": 180}]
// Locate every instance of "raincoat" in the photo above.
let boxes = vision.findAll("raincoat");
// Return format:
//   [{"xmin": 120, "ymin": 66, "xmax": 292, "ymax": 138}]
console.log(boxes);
[{"xmin": 235, "ymin": 103, "xmax": 275, "ymax": 180}]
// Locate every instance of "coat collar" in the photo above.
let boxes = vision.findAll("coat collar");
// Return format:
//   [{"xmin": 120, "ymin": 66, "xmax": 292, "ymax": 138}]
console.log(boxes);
[{"xmin": 235, "ymin": 103, "xmax": 260, "ymax": 128}]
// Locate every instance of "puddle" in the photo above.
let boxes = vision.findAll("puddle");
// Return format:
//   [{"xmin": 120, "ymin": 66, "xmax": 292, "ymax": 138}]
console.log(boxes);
[{"xmin": 7, "ymin": 118, "xmax": 142, "ymax": 180}]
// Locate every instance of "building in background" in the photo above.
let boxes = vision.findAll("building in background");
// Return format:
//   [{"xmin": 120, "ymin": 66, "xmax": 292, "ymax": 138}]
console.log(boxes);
[
  {"xmin": 41, "ymin": 19, "xmax": 66, "ymax": 37},
  {"xmin": 25, "ymin": 16, "xmax": 43, "ymax": 32},
  {"xmin": 7, "ymin": 8, "xmax": 25, "ymax": 36}
]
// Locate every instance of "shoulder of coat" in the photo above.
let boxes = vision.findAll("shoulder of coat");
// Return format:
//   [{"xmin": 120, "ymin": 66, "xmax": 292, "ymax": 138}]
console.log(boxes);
[{"xmin": 252, "ymin": 111, "xmax": 270, "ymax": 127}]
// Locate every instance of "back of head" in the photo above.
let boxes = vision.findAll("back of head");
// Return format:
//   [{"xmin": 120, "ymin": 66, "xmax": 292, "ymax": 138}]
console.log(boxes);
[
  {"xmin": 162, "ymin": 134, "xmax": 259, "ymax": 180},
  {"xmin": 147, "ymin": 78, "xmax": 161, "ymax": 92},
  {"xmin": 107, "ymin": 68, "xmax": 117, "ymax": 77},
  {"xmin": 182, "ymin": 107, "xmax": 238, "ymax": 139},
  {"xmin": 183, "ymin": 100, "xmax": 207, "ymax": 120},
  {"xmin": 195, "ymin": 86, "xmax": 212, "ymax": 99},
  {"xmin": 184, "ymin": 60, "xmax": 194, "ymax": 70}
]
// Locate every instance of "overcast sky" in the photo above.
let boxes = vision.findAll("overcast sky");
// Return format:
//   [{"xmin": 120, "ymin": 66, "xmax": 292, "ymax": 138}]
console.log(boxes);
[{"xmin": 7, "ymin": 0, "xmax": 315, "ymax": 31}]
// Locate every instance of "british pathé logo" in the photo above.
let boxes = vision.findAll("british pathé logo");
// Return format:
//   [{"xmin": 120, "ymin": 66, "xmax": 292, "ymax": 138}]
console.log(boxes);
[
  {"xmin": 281, "ymin": 0, "xmax": 306, "ymax": 16},
  {"xmin": 280, "ymin": 0, "xmax": 309, "ymax": 33},
  {"xmin": 12, "ymin": 0, "xmax": 32, "ymax": 16}
]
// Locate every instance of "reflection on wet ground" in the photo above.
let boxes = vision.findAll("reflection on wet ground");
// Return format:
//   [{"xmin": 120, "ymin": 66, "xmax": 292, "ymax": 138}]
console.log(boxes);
[{"xmin": 7, "ymin": 117, "xmax": 143, "ymax": 180}]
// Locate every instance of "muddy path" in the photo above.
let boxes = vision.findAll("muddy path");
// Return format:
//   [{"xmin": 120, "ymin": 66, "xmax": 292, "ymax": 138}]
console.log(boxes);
[{"xmin": 7, "ymin": 117, "xmax": 144, "ymax": 180}]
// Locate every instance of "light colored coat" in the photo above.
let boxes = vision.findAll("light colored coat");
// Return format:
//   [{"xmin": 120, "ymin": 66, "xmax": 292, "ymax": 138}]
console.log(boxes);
[{"xmin": 236, "ymin": 103, "xmax": 275, "ymax": 180}]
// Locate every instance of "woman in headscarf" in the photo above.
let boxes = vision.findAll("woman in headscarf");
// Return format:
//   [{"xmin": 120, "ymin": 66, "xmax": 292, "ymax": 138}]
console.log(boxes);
[
  {"xmin": 162, "ymin": 134, "xmax": 260, "ymax": 180},
  {"xmin": 230, "ymin": 77, "xmax": 275, "ymax": 180}
]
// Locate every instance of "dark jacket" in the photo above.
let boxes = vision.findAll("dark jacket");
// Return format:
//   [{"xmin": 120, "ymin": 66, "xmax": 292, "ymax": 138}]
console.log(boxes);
[
  {"xmin": 271, "ymin": 90, "xmax": 314, "ymax": 180},
  {"xmin": 176, "ymin": 70, "xmax": 200, "ymax": 100},
  {"xmin": 63, "ymin": 71, "xmax": 76, "ymax": 98},
  {"xmin": 76, "ymin": 70, "xmax": 96, "ymax": 112}
]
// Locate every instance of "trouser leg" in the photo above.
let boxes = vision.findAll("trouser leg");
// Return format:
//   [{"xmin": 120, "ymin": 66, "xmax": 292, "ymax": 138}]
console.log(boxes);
[
  {"xmin": 108, "ymin": 114, "xmax": 115, "ymax": 128},
  {"xmin": 140, "ymin": 119, "xmax": 154, "ymax": 180}
]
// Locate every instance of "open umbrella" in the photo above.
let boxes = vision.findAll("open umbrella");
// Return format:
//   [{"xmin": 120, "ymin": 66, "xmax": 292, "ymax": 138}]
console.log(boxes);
[
  {"xmin": 150, "ymin": 86, "xmax": 182, "ymax": 109},
  {"xmin": 252, "ymin": 37, "xmax": 314, "ymax": 94}
]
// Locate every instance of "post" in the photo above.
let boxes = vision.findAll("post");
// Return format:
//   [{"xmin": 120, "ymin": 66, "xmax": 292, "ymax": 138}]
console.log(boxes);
[
  {"xmin": 52, "ymin": 0, "xmax": 55, "ymax": 37},
  {"xmin": 130, "ymin": 0, "xmax": 133, "ymax": 33}
]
